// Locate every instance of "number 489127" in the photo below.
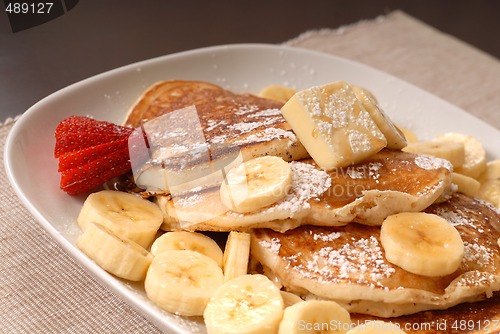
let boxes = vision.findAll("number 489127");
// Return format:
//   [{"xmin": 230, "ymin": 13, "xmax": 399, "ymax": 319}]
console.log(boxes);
[{"xmin": 5, "ymin": 2, "xmax": 53, "ymax": 14}]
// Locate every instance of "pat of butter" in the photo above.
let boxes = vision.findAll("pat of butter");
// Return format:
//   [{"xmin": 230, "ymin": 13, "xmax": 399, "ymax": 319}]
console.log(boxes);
[{"xmin": 280, "ymin": 81, "xmax": 386, "ymax": 170}]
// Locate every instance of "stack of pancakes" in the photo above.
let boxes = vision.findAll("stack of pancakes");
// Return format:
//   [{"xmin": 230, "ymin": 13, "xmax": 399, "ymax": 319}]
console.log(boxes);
[{"xmin": 125, "ymin": 80, "xmax": 500, "ymax": 333}]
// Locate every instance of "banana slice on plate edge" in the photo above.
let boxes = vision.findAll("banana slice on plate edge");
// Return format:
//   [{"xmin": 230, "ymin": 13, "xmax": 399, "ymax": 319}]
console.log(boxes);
[
  {"xmin": 76, "ymin": 221, "xmax": 153, "ymax": 281},
  {"xmin": 77, "ymin": 189, "xmax": 163, "ymax": 248}
]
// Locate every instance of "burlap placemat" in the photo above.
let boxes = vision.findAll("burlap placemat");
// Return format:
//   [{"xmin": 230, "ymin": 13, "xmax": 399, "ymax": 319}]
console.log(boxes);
[{"xmin": 1, "ymin": 10, "xmax": 499, "ymax": 334}]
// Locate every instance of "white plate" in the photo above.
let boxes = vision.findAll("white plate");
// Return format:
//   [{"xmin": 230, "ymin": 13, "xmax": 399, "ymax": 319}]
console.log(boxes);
[{"xmin": 4, "ymin": 44, "xmax": 500, "ymax": 333}]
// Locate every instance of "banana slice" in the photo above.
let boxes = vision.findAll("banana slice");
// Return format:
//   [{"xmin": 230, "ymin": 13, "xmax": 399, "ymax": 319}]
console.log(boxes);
[
  {"xmin": 76, "ymin": 222, "xmax": 153, "ymax": 281},
  {"xmin": 403, "ymin": 141, "xmax": 465, "ymax": 167},
  {"xmin": 77, "ymin": 190, "xmax": 163, "ymax": 248},
  {"xmin": 223, "ymin": 231, "xmax": 251, "ymax": 282},
  {"xmin": 354, "ymin": 87, "xmax": 407, "ymax": 149},
  {"xmin": 204, "ymin": 274, "xmax": 284, "ymax": 334},
  {"xmin": 351, "ymin": 84, "xmax": 378, "ymax": 104},
  {"xmin": 278, "ymin": 300, "xmax": 352, "ymax": 334},
  {"xmin": 280, "ymin": 291, "xmax": 303, "ymax": 307},
  {"xmin": 397, "ymin": 126, "xmax": 418, "ymax": 144},
  {"xmin": 452, "ymin": 172, "xmax": 480, "ymax": 197},
  {"xmin": 434, "ymin": 133, "xmax": 486, "ymax": 178},
  {"xmin": 346, "ymin": 320, "xmax": 406, "ymax": 333},
  {"xmin": 220, "ymin": 156, "xmax": 292, "ymax": 213},
  {"xmin": 151, "ymin": 231, "xmax": 223, "ymax": 267},
  {"xmin": 145, "ymin": 250, "xmax": 223, "ymax": 316},
  {"xmin": 380, "ymin": 212, "xmax": 464, "ymax": 277},
  {"xmin": 281, "ymin": 81, "xmax": 387, "ymax": 170},
  {"xmin": 258, "ymin": 85, "xmax": 297, "ymax": 103},
  {"xmin": 477, "ymin": 160, "xmax": 500, "ymax": 208}
]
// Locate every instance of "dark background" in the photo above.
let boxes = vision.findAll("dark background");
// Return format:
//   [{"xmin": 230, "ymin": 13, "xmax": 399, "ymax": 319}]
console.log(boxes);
[{"xmin": 1, "ymin": 0, "xmax": 499, "ymax": 120}]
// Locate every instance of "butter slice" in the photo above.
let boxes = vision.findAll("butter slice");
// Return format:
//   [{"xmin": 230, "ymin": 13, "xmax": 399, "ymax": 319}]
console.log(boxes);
[{"xmin": 280, "ymin": 81, "xmax": 386, "ymax": 170}]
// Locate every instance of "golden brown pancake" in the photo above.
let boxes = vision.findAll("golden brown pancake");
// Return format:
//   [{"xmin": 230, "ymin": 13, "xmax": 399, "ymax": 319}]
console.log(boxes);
[
  {"xmin": 157, "ymin": 149, "xmax": 452, "ymax": 232},
  {"xmin": 250, "ymin": 193, "xmax": 500, "ymax": 318},
  {"xmin": 126, "ymin": 80, "xmax": 308, "ymax": 166},
  {"xmin": 125, "ymin": 80, "xmax": 311, "ymax": 195},
  {"xmin": 351, "ymin": 293, "xmax": 499, "ymax": 333}
]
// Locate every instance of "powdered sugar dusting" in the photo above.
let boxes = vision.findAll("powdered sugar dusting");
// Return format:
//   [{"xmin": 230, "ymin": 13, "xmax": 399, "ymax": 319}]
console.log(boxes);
[
  {"xmin": 228, "ymin": 119, "xmax": 277, "ymax": 133},
  {"xmin": 457, "ymin": 271, "xmax": 496, "ymax": 288},
  {"xmin": 368, "ymin": 162, "xmax": 382, "ymax": 184},
  {"xmin": 433, "ymin": 203, "xmax": 488, "ymax": 233},
  {"xmin": 234, "ymin": 104, "xmax": 260, "ymax": 115},
  {"xmin": 248, "ymin": 108, "xmax": 282, "ymax": 118},
  {"xmin": 437, "ymin": 207, "xmax": 477, "ymax": 229},
  {"xmin": 415, "ymin": 154, "xmax": 453, "ymax": 171},
  {"xmin": 259, "ymin": 238, "xmax": 281, "ymax": 254},
  {"xmin": 347, "ymin": 168, "xmax": 364, "ymax": 179},
  {"xmin": 206, "ymin": 119, "xmax": 227, "ymax": 132},
  {"xmin": 295, "ymin": 235, "xmax": 395, "ymax": 285},
  {"xmin": 296, "ymin": 83, "xmax": 385, "ymax": 155},
  {"xmin": 232, "ymin": 127, "xmax": 297, "ymax": 146},
  {"xmin": 259, "ymin": 161, "xmax": 332, "ymax": 215},
  {"xmin": 174, "ymin": 192, "xmax": 203, "ymax": 208},
  {"xmin": 139, "ymin": 103, "xmax": 297, "ymax": 172},
  {"xmin": 464, "ymin": 241, "xmax": 493, "ymax": 267},
  {"xmin": 313, "ymin": 231, "xmax": 342, "ymax": 242}
]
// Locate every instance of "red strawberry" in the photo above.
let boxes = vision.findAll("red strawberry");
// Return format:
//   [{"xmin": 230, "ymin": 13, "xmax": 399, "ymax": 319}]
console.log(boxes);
[
  {"xmin": 54, "ymin": 116, "xmax": 135, "ymax": 195},
  {"xmin": 54, "ymin": 116, "xmax": 133, "ymax": 157},
  {"xmin": 55, "ymin": 116, "xmax": 131, "ymax": 138},
  {"xmin": 54, "ymin": 132, "xmax": 131, "ymax": 158},
  {"xmin": 57, "ymin": 138, "xmax": 129, "ymax": 172},
  {"xmin": 60, "ymin": 148, "xmax": 131, "ymax": 195}
]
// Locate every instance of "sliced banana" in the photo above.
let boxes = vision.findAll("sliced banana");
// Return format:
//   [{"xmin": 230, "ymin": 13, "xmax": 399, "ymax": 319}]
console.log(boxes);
[
  {"xmin": 281, "ymin": 81, "xmax": 387, "ymax": 170},
  {"xmin": 354, "ymin": 86, "xmax": 407, "ymax": 149},
  {"xmin": 204, "ymin": 274, "xmax": 284, "ymax": 334},
  {"xmin": 144, "ymin": 250, "xmax": 223, "ymax": 316},
  {"xmin": 351, "ymin": 84, "xmax": 378, "ymax": 104},
  {"xmin": 151, "ymin": 231, "xmax": 223, "ymax": 267},
  {"xmin": 76, "ymin": 222, "xmax": 153, "ymax": 281},
  {"xmin": 220, "ymin": 156, "xmax": 292, "ymax": 213},
  {"xmin": 397, "ymin": 126, "xmax": 418, "ymax": 144},
  {"xmin": 346, "ymin": 320, "xmax": 406, "ymax": 333},
  {"xmin": 278, "ymin": 300, "xmax": 352, "ymax": 334},
  {"xmin": 403, "ymin": 141, "xmax": 465, "ymax": 167},
  {"xmin": 380, "ymin": 212, "xmax": 464, "ymax": 277},
  {"xmin": 223, "ymin": 231, "xmax": 251, "ymax": 282},
  {"xmin": 434, "ymin": 133, "xmax": 486, "ymax": 179},
  {"xmin": 77, "ymin": 190, "xmax": 163, "ymax": 248},
  {"xmin": 452, "ymin": 172, "xmax": 480, "ymax": 197},
  {"xmin": 258, "ymin": 85, "xmax": 297, "ymax": 103},
  {"xmin": 477, "ymin": 160, "xmax": 500, "ymax": 208},
  {"xmin": 280, "ymin": 291, "xmax": 303, "ymax": 307}
]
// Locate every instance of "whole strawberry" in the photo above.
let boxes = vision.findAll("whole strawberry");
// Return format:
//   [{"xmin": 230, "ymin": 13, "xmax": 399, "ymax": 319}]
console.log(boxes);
[{"xmin": 54, "ymin": 116, "xmax": 135, "ymax": 195}]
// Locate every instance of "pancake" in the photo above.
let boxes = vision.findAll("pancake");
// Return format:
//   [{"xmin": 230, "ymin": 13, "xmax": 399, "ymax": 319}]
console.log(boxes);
[
  {"xmin": 250, "ymin": 193, "xmax": 500, "ymax": 318},
  {"xmin": 157, "ymin": 149, "xmax": 452, "ymax": 232},
  {"xmin": 125, "ymin": 80, "xmax": 308, "ymax": 193},
  {"xmin": 350, "ymin": 293, "xmax": 499, "ymax": 333}
]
